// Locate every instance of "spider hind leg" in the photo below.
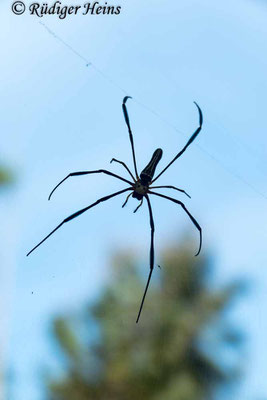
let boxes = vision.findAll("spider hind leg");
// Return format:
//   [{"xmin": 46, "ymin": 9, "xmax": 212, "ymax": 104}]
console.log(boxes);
[
  {"xmin": 136, "ymin": 195, "xmax": 155, "ymax": 323},
  {"xmin": 122, "ymin": 192, "xmax": 132, "ymax": 208},
  {"xmin": 133, "ymin": 198, "xmax": 143, "ymax": 213},
  {"xmin": 27, "ymin": 188, "xmax": 132, "ymax": 256}
]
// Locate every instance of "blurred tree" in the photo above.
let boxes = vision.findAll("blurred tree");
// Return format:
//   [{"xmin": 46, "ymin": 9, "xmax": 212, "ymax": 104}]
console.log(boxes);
[
  {"xmin": 0, "ymin": 164, "xmax": 14, "ymax": 400},
  {"xmin": 0, "ymin": 165, "xmax": 13, "ymax": 187},
  {"xmin": 46, "ymin": 241, "xmax": 242, "ymax": 400}
]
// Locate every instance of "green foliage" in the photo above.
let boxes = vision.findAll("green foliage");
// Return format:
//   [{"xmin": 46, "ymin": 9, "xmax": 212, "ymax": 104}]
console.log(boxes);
[{"xmin": 47, "ymin": 242, "xmax": 242, "ymax": 400}]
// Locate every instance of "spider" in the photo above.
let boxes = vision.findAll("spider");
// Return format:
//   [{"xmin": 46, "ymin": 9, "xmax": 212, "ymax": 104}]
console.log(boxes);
[{"xmin": 27, "ymin": 96, "xmax": 203, "ymax": 323}]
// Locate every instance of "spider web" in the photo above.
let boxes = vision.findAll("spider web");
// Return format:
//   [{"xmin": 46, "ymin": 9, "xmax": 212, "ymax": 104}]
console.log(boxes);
[{"xmin": 39, "ymin": 21, "xmax": 267, "ymax": 201}]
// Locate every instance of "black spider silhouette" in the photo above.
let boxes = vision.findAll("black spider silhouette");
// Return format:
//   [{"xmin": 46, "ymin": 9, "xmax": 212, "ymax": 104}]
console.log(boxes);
[{"xmin": 27, "ymin": 96, "xmax": 203, "ymax": 323}]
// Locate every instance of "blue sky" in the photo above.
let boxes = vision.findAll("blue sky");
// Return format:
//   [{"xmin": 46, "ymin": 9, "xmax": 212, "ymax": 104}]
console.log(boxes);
[{"xmin": 1, "ymin": 0, "xmax": 267, "ymax": 398}]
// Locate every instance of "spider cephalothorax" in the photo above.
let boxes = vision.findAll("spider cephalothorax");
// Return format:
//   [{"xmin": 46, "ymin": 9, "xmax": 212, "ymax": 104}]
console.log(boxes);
[
  {"xmin": 27, "ymin": 96, "xmax": 203, "ymax": 323},
  {"xmin": 133, "ymin": 181, "xmax": 148, "ymax": 200}
]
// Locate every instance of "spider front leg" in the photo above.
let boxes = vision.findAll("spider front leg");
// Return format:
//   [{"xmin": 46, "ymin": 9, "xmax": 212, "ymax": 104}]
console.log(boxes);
[
  {"xmin": 48, "ymin": 169, "xmax": 132, "ymax": 200},
  {"xmin": 122, "ymin": 96, "xmax": 139, "ymax": 180},
  {"xmin": 136, "ymin": 195, "xmax": 155, "ymax": 323},
  {"xmin": 149, "ymin": 191, "xmax": 202, "ymax": 256},
  {"xmin": 27, "ymin": 188, "xmax": 132, "ymax": 256},
  {"xmin": 110, "ymin": 158, "xmax": 136, "ymax": 181},
  {"xmin": 152, "ymin": 102, "xmax": 203, "ymax": 183}
]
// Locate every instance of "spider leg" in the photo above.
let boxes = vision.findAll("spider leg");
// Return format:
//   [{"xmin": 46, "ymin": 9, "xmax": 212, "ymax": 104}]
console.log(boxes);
[
  {"xmin": 27, "ymin": 188, "xmax": 131, "ymax": 256},
  {"xmin": 136, "ymin": 195, "xmax": 155, "ymax": 323},
  {"xmin": 48, "ymin": 169, "xmax": 132, "ymax": 200},
  {"xmin": 149, "ymin": 190, "xmax": 202, "ymax": 256},
  {"xmin": 152, "ymin": 102, "xmax": 203, "ymax": 183},
  {"xmin": 110, "ymin": 158, "xmax": 136, "ymax": 182},
  {"xmin": 122, "ymin": 192, "xmax": 132, "ymax": 208},
  {"xmin": 133, "ymin": 198, "xmax": 143, "ymax": 213},
  {"xmin": 150, "ymin": 185, "xmax": 191, "ymax": 199},
  {"xmin": 122, "ymin": 96, "xmax": 139, "ymax": 180}
]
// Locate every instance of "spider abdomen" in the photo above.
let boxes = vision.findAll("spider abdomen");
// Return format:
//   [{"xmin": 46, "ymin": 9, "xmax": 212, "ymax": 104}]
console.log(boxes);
[{"xmin": 140, "ymin": 148, "xmax": 163, "ymax": 185}]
